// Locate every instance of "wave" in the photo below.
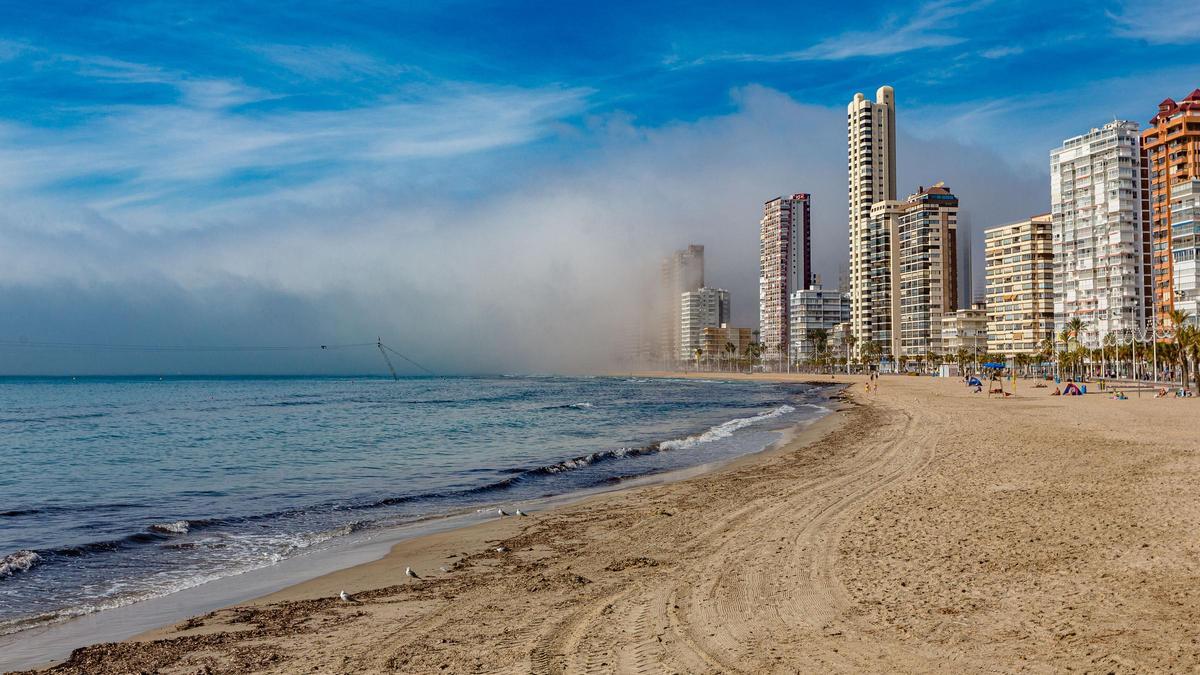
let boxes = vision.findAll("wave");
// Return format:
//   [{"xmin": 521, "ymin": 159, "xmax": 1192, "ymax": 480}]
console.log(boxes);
[
  {"xmin": 149, "ymin": 520, "xmax": 191, "ymax": 534},
  {"xmin": 0, "ymin": 550, "xmax": 41, "ymax": 577},
  {"xmin": 660, "ymin": 404, "xmax": 795, "ymax": 451},
  {"xmin": 544, "ymin": 402, "xmax": 594, "ymax": 410}
]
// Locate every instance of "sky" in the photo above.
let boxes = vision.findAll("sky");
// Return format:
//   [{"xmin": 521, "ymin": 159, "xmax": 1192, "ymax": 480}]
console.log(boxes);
[{"xmin": 0, "ymin": 0, "xmax": 1198, "ymax": 374}]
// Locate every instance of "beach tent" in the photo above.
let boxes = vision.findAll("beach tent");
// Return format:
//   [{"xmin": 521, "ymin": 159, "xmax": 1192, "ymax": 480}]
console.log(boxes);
[
  {"xmin": 1062, "ymin": 382, "xmax": 1082, "ymax": 395},
  {"xmin": 967, "ymin": 376, "xmax": 982, "ymax": 387}
]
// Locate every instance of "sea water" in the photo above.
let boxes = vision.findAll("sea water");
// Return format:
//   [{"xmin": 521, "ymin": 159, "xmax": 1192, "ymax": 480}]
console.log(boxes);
[{"xmin": 0, "ymin": 375, "xmax": 831, "ymax": 640}]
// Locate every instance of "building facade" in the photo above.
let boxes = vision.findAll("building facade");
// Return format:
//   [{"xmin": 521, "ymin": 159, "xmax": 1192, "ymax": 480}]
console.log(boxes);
[
  {"xmin": 700, "ymin": 326, "xmax": 753, "ymax": 365},
  {"xmin": 759, "ymin": 194, "xmax": 812, "ymax": 365},
  {"xmin": 984, "ymin": 214, "xmax": 1055, "ymax": 355},
  {"xmin": 1168, "ymin": 180, "xmax": 1200, "ymax": 324},
  {"xmin": 896, "ymin": 183, "xmax": 959, "ymax": 359},
  {"xmin": 788, "ymin": 284, "xmax": 850, "ymax": 363},
  {"xmin": 1050, "ymin": 121, "xmax": 1152, "ymax": 347},
  {"xmin": 1142, "ymin": 89, "xmax": 1200, "ymax": 328},
  {"xmin": 940, "ymin": 303, "xmax": 989, "ymax": 356},
  {"xmin": 659, "ymin": 245, "xmax": 705, "ymax": 364},
  {"xmin": 848, "ymin": 86, "xmax": 898, "ymax": 359},
  {"xmin": 680, "ymin": 287, "xmax": 730, "ymax": 361}
]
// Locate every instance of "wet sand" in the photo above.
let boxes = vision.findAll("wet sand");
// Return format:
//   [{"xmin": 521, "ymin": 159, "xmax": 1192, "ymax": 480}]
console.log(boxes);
[{"xmin": 19, "ymin": 373, "xmax": 1200, "ymax": 673}]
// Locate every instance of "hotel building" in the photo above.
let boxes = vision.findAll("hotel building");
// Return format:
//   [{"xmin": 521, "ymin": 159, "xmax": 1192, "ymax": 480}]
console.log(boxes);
[
  {"xmin": 1050, "ymin": 121, "xmax": 1152, "ymax": 347},
  {"xmin": 847, "ymin": 86, "xmax": 897, "ymax": 358},
  {"xmin": 759, "ymin": 194, "xmax": 812, "ymax": 365},
  {"xmin": 659, "ymin": 245, "xmax": 705, "ymax": 364},
  {"xmin": 788, "ymin": 283, "xmax": 850, "ymax": 363},
  {"xmin": 1143, "ymin": 89, "xmax": 1200, "ymax": 328},
  {"xmin": 984, "ymin": 214, "xmax": 1055, "ymax": 355},
  {"xmin": 680, "ymin": 287, "xmax": 730, "ymax": 362}
]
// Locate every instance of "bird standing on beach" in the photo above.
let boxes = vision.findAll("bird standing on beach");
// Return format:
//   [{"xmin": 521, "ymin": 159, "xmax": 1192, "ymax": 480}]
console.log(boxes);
[
  {"xmin": 405, "ymin": 566, "xmax": 421, "ymax": 580},
  {"xmin": 497, "ymin": 508, "xmax": 509, "ymax": 517},
  {"xmin": 339, "ymin": 590, "xmax": 356, "ymax": 603},
  {"xmin": 515, "ymin": 508, "xmax": 528, "ymax": 517}
]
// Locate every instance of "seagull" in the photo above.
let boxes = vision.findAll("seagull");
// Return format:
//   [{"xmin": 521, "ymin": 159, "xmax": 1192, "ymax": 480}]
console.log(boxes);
[
  {"xmin": 339, "ymin": 590, "xmax": 357, "ymax": 603},
  {"xmin": 515, "ymin": 509, "xmax": 528, "ymax": 517},
  {"xmin": 405, "ymin": 566, "xmax": 421, "ymax": 580},
  {"xmin": 497, "ymin": 508, "xmax": 509, "ymax": 517},
  {"xmin": 494, "ymin": 546, "xmax": 508, "ymax": 553}
]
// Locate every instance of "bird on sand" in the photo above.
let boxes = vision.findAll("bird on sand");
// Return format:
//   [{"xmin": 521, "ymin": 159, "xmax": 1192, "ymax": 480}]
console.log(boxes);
[
  {"xmin": 339, "ymin": 590, "xmax": 357, "ymax": 603},
  {"xmin": 515, "ymin": 508, "xmax": 528, "ymax": 517},
  {"xmin": 497, "ymin": 508, "xmax": 509, "ymax": 517},
  {"xmin": 405, "ymin": 566, "xmax": 421, "ymax": 579},
  {"xmin": 494, "ymin": 546, "xmax": 508, "ymax": 553}
]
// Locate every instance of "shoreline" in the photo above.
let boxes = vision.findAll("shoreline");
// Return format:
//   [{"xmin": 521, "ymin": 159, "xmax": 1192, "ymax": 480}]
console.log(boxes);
[
  {"xmin": 19, "ymin": 372, "xmax": 1200, "ymax": 673},
  {"xmin": 3, "ymin": 376, "xmax": 842, "ymax": 673}
]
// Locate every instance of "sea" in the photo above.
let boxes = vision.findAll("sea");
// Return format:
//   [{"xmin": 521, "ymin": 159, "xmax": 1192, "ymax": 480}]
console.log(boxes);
[{"xmin": 0, "ymin": 375, "xmax": 832, "ymax": 645}]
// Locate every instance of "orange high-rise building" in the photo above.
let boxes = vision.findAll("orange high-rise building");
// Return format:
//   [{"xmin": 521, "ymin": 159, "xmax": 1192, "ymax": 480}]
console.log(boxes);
[{"xmin": 1143, "ymin": 89, "xmax": 1200, "ymax": 328}]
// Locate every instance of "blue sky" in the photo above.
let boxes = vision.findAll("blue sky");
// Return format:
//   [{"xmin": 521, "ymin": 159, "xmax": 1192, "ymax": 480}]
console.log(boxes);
[{"xmin": 0, "ymin": 0, "xmax": 1198, "ymax": 373}]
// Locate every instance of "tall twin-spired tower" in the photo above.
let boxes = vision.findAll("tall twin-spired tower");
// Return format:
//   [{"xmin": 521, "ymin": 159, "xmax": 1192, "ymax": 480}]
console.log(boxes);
[{"xmin": 847, "ymin": 86, "xmax": 897, "ymax": 357}]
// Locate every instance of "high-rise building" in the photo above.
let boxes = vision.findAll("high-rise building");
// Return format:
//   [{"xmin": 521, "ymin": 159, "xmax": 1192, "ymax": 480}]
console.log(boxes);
[
  {"xmin": 659, "ymin": 245, "xmax": 705, "ymax": 364},
  {"xmin": 940, "ymin": 303, "xmax": 989, "ymax": 356},
  {"xmin": 984, "ymin": 214, "xmax": 1055, "ymax": 355},
  {"xmin": 1050, "ymin": 121, "xmax": 1152, "ymax": 347},
  {"xmin": 1168, "ymin": 180, "xmax": 1200, "ymax": 324},
  {"xmin": 896, "ymin": 183, "xmax": 959, "ymax": 359},
  {"xmin": 862, "ymin": 199, "xmax": 903, "ymax": 360},
  {"xmin": 759, "ymin": 194, "xmax": 812, "ymax": 365},
  {"xmin": 848, "ymin": 86, "xmax": 897, "ymax": 358},
  {"xmin": 680, "ymin": 287, "xmax": 730, "ymax": 362},
  {"xmin": 1143, "ymin": 89, "xmax": 1200, "ymax": 328},
  {"xmin": 788, "ymin": 284, "xmax": 850, "ymax": 363}
]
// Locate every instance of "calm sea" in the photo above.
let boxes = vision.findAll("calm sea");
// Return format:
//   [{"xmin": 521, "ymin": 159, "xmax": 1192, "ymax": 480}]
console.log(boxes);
[{"xmin": 0, "ymin": 375, "xmax": 832, "ymax": 638}]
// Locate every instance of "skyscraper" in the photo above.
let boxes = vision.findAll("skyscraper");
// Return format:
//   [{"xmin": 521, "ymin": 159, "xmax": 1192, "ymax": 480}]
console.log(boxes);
[
  {"xmin": 896, "ymin": 183, "xmax": 959, "ymax": 360},
  {"xmin": 680, "ymin": 287, "xmax": 730, "ymax": 362},
  {"xmin": 984, "ymin": 214, "xmax": 1055, "ymax": 355},
  {"xmin": 859, "ymin": 184, "xmax": 959, "ymax": 361},
  {"xmin": 1143, "ymin": 89, "xmax": 1200, "ymax": 328},
  {"xmin": 1050, "ymin": 121, "xmax": 1151, "ymax": 347},
  {"xmin": 848, "ymin": 86, "xmax": 897, "ymax": 358},
  {"xmin": 659, "ymin": 245, "xmax": 705, "ymax": 365},
  {"xmin": 759, "ymin": 194, "xmax": 812, "ymax": 366}
]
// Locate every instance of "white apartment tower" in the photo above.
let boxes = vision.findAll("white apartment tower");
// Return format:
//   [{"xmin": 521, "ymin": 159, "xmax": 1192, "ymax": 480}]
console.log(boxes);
[
  {"xmin": 680, "ymin": 287, "xmax": 731, "ymax": 361},
  {"xmin": 848, "ymin": 86, "xmax": 897, "ymax": 358},
  {"xmin": 759, "ymin": 194, "xmax": 812, "ymax": 366},
  {"xmin": 789, "ymin": 284, "xmax": 851, "ymax": 363},
  {"xmin": 1050, "ymin": 121, "xmax": 1152, "ymax": 347}
]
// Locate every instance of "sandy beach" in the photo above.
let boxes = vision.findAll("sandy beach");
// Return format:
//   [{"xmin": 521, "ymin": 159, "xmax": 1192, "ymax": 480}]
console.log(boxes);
[{"xmin": 19, "ymin": 373, "xmax": 1200, "ymax": 674}]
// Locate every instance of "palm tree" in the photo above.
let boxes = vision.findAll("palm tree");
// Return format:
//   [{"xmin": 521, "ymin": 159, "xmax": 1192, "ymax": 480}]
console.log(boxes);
[
  {"xmin": 845, "ymin": 334, "xmax": 858, "ymax": 374},
  {"xmin": 724, "ymin": 341, "xmax": 736, "ymax": 372},
  {"xmin": 807, "ymin": 329, "xmax": 829, "ymax": 372},
  {"xmin": 693, "ymin": 347, "xmax": 703, "ymax": 372}
]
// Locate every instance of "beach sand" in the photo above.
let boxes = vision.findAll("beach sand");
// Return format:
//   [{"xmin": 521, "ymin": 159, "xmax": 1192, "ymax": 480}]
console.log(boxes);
[{"xmin": 19, "ymin": 374, "xmax": 1200, "ymax": 673}]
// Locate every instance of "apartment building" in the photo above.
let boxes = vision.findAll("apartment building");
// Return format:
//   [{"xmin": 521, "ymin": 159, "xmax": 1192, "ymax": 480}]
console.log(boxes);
[
  {"xmin": 659, "ymin": 245, "xmax": 705, "ymax": 363},
  {"xmin": 1168, "ymin": 180, "xmax": 1200, "ymax": 324},
  {"xmin": 847, "ymin": 86, "xmax": 897, "ymax": 358},
  {"xmin": 1050, "ymin": 121, "xmax": 1152, "ymax": 347},
  {"xmin": 940, "ymin": 303, "xmax": 989, "ymax": 356},
  {"xmin": 984, "ymin": 214, "xmax": 1055, "ymax": 354},
  {"xmin": 788, "ymin": 284, "xmax": 850, "ymax": 363},
  {"xmin": 759, "ymin": 194, "xmax": 812, "ymax": 365},
  {"xmin": 1142, "ymin": 89, "xmax": 1200, "ymax": 327},
  {"xmin": 680, "ymin": 287, "xmax": 730, "ymax": 362}
]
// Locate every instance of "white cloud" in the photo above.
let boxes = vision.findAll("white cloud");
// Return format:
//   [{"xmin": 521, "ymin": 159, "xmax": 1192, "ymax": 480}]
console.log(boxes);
[
  {"xmin": 679, "ymin": 0, "xmax": 987, "ymax": 65},
  {"xmin": 1109, "ymin": 0, "xmax": 1200, "ymax": 45}
]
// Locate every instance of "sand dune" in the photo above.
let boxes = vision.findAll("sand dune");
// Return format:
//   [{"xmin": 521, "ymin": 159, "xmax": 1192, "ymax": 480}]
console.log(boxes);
[{"xmin": 24, "ymin": 374, "xmax": 1200, "ymax": 673}]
